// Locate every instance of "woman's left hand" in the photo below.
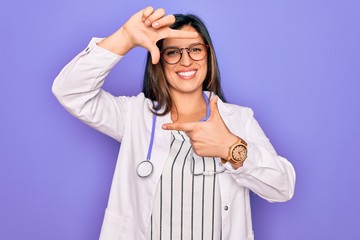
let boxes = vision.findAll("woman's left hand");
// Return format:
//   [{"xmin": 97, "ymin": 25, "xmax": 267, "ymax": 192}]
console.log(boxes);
[{"xmin": 162, "ymin": 96, "xmax": 239, "ymax": 159}]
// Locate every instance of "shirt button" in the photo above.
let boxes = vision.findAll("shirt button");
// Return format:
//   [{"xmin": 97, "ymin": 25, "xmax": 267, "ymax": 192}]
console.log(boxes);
[{"xmin": 224, "ymin": 206, "xmax": 229, "ymax": 211}]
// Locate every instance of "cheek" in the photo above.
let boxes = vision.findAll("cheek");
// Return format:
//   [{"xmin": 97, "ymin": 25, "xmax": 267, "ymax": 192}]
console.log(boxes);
[
  {"xmin": 163, "ymin": 62, "xmax": 174, "ymax": 74},
  {"xmin": 200, "ymin": 63, "xmax": 208, "ymax": 79},
  {"xmin": 163, "ymin": 66, "xmax": 174, "ymax": 81},
  {"xmin": 163, "ymin": 66, "xmax": 178, "ymax": 88}
]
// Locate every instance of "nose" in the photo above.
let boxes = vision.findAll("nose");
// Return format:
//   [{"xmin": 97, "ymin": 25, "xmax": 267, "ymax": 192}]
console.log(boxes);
[{"xmin": 179, "ymin": 50, "xmax": 192, "ymax": 66}]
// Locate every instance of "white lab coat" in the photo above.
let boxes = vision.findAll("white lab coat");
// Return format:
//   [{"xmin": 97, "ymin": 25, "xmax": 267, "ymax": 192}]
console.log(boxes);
[{"xmin": 52, "ymin": 38, "xmax": 296, "ymax": 240}]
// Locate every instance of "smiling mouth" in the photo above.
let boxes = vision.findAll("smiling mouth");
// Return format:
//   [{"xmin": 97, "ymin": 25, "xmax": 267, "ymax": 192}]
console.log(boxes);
[{"xmin": 177, "ymin": 70, "xmax": 197, "ymax": 78}]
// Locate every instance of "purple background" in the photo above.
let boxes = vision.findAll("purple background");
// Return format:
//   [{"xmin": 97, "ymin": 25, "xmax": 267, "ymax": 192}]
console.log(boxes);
[{"xmin": 1, "ymin": 0, "xmax": 359, "ymax": 239}]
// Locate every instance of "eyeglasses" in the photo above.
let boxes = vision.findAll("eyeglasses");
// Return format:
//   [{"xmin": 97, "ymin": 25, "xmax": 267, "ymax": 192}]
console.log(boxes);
[
  {"xmin": 190, "ymin": 157, "xmax": 225, "ymax": 176},
  {"xmin": 161, "ymin": 43, "xmax": 209, "ymax": 65}
]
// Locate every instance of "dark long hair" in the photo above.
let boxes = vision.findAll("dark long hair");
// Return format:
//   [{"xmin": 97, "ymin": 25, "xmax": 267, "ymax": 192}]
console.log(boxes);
[{"xmin": 142, "ymin": 14, "xmax": 226, "ymax": 115}]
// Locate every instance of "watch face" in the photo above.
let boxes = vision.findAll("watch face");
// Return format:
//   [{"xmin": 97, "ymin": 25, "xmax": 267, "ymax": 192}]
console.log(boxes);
[{"xmin": 232, "ymin": 145, "xmax": 247, "ymax": 162}]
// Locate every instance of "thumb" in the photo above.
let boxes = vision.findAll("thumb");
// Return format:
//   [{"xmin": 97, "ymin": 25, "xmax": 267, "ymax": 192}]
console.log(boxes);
[
  {"xmin": 209, "ymin": 96, "xmax": 220, "ymax": 119},
  {"xmin": 148, "ymin": 45, "xmax": 160, "ymax": 64}
]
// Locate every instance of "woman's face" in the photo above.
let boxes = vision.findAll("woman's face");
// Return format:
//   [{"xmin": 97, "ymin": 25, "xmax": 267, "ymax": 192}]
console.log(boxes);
[{"xmin": 162, "ymin": 25, "xmax": 208, "ymax": 96}]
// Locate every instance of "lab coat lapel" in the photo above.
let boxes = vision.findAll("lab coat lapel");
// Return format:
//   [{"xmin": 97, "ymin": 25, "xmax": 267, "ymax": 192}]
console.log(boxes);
[{"xmin": 146, "ymin": 112, "xmax": 172, "ymax": 183}]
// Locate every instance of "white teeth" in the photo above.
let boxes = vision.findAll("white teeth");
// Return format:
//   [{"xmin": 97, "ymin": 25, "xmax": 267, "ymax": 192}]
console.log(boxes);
[{"xmin": 177, "ymin": 70, "xmax": 196, "ymax": 77}]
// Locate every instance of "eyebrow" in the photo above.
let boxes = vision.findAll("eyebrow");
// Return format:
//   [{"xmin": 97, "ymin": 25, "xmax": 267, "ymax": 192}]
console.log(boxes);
[{"xmin": 162, "ymin": 42, "xmax": 204, "ymax": 49}]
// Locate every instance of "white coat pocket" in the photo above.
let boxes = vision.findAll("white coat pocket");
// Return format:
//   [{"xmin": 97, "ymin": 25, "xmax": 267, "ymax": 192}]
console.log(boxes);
[{"xmin": 99, "ymin": 209, "xmax": 129, "ymax": 240}]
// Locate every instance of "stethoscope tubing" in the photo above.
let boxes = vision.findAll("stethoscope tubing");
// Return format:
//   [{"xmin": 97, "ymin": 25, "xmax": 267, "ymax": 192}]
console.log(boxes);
[{"xmin": 136, "ymin": 92, "xmax": 210, "ymax": 178}]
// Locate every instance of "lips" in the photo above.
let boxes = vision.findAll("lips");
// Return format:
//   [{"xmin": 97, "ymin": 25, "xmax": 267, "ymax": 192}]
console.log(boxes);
[{"xmin": 177, "ymin": 70, "xmax": 197, "ymax": 79}]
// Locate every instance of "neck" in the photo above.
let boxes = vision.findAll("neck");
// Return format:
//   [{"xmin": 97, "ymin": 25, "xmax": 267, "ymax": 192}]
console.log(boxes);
[{"xmin": 170, "ymin": 90, "xmax": 207, "ymax": 123}]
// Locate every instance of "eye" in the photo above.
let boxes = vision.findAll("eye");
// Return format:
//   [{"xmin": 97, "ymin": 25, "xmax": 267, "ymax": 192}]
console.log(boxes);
[
  {"xmin": 191, "ymin": 48, "xmax": 202, "ymax": 52},
  {"xmin": 189, "ymin": 45, "xmax": 205, "ymax": 53},
  {"xmin": 164, "ymin": 48, "xmax": 180, "ymax": 57}
]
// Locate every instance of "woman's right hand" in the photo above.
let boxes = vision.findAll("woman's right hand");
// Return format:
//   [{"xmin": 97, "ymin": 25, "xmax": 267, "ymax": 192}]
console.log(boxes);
[{"xmin": 98, "ymin": 6, "xmax": 198, "ymax": 64}]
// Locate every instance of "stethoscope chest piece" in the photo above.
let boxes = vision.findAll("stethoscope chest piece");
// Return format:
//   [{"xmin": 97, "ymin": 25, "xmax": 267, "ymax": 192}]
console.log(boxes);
[{"xmin": 137, "ymin": 160, "xmax": 154, "ymax": 178}]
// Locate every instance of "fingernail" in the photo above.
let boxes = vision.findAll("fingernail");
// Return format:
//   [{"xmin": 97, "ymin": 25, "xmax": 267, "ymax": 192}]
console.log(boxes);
[
  {"xmin": 145, "ymin": 20, "xmax": 151, "ymax": 26},
  {"xmin": 162, "ymin": 125, "xmax": 168, "ymax": 130},
  {"xmin": 152, "ymin": 22, "xmax": 159, "ymax": 28}
]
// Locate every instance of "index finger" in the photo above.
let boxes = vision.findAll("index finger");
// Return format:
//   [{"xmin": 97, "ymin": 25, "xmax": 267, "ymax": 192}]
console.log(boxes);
[
  {"xmin": 162, "ymin": 122, "xmax": 197, "ymax": 132},
  {"xmin": 165, "ymin": 28, "xmax": 199, "ymax": 39},
  {"xmin": 145, "ymin": 9, "xmax": 169, "ymax": 28}
]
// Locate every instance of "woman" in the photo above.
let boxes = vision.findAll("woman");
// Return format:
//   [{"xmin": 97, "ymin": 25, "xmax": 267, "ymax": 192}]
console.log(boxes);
[{"xmin": 52, "ymin": 6, "xmax": 295, "ymax": 240}]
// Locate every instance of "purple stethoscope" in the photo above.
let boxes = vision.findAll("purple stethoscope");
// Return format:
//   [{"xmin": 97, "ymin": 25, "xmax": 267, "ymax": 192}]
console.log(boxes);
[{"xmin": 136, "ymin": 92, "xmax": 210, "ymax": 178}]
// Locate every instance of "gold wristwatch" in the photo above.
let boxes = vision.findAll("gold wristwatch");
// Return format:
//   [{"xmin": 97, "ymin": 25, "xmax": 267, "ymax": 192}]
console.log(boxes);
[{"xmin": 221, "ymin": 138, "xmax": 248, "ymax": 165}]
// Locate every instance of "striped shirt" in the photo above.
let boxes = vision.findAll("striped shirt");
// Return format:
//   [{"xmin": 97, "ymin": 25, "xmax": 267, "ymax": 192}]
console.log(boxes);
[{"xmin": 150, "ymin": 131, "xmax": 222, "ymax": 240}]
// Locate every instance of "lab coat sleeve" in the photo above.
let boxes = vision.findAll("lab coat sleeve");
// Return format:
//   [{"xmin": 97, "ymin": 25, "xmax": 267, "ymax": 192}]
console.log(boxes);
[
  {"xmin": 52, "ymin": 38, "xmax": 127, "ymax": 142},
  {"xmin": 224, "ymin": 109, "xmax": 296, "ymax": 203}
]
